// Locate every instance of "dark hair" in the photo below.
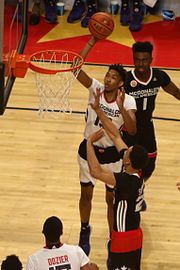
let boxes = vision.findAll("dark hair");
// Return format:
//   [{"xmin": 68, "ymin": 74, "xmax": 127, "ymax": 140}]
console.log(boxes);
[
  {"xmin": 132, "ymin": 41, "xmax": 153, "ymax": 55},
  {"xmin": 42, "ymin": 216, "xmax": 63, "ymax": 242},
  {"xmin": 1, "ymin": 255, "xmax": 22, "ymax": 270},
  {"xmin": 108, "ymin": 64, "xmax": 127, "ymax": 83},
  {"xmin": 129, "ymin": 144, "xmax": 148, "ymax": 170}
]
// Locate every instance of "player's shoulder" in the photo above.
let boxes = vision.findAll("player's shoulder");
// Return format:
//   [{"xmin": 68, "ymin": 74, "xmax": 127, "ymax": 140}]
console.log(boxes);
[
  {"xmin": 152, "ymin": 67, "xmax": 167, "ymax": 76},
  {"xmin": 124, "ymin": 92, "xmax": 136, "ymax": 102},
  {"xmin": 61, "ymin": 243, "xmax": 83, "ymax": 252},
  {"xmin": 31, "ymin": 248, "xmax": 48, "ymax": 256}
]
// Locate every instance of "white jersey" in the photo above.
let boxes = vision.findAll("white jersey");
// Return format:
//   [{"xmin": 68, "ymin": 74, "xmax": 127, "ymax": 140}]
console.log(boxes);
[
  {"xmin": 84, "ymin": 78, "xmax": 137, "ymax": 147},
  {"xmin": 26, "ymin": 244, "xmax": 89, "ymax": 270}
]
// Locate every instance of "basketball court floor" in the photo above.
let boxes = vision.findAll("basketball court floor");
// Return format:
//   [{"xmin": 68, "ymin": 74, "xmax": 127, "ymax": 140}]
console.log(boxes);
[{"xmin": 0, "ymin": 1, "xmax": 180, "ymax": 269}]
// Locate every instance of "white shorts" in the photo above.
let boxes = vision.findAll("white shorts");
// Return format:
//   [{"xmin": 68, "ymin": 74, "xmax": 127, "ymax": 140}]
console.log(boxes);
[{"xmin": 77, "ymin": 154, "xmax": 123, "ymax": 188}]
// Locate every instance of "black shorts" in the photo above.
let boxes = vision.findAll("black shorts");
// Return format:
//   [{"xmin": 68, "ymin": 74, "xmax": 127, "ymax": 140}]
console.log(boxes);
[
  {"xmin": 122, "ymin": 121, "xmax": 157, "ymax": 153},
  {"xmin": 110, "ymin": 249, "xmax": 142, "ymax": 270},
  {"xmin": 142, "ymin": 155, "xmax": 157, "ymax": 179}
]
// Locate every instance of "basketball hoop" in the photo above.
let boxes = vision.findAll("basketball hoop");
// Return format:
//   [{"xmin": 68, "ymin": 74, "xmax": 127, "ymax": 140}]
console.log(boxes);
[
  {"xmin": 29, "ymin": 50, "xmax": 83, "ymax": 117},
  {"xmin": 3, "ymin": 49, "xmax": 84, "ymax": 117}
]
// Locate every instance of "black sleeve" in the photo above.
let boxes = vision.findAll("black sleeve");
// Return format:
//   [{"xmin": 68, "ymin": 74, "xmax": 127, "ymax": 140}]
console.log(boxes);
[{"xmin": 157, "ymin": 69, "xmax": 171, "ymax": 88}]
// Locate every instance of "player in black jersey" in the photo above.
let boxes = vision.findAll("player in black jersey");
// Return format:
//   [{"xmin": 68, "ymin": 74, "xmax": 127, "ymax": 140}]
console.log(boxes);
[
  {"xmin": 123, "ymin": 41, "xmax": 180, "ymax": 181},
  {"xmin": 86, "ymin": 112, "xmax": 148, "ymax": 270}
]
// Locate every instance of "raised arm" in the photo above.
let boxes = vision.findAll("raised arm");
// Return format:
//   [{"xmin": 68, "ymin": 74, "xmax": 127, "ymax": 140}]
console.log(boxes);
[
  {"xmin": 76, "ymin": 36, "xmax": 97, "ymax": 88},
  {"xmin": 163, "ymin": 81, "xmax": 180, "ymax": 100},
  {"xmin": 87, "ymin": 129, "xmax": 116, "ymax": 186},
  {"xmin": 91, "ymin": 89, "xmax": 128, "ymax": 152}
]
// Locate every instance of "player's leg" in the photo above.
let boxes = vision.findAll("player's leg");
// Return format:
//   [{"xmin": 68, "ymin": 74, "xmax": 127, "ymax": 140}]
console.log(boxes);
[
  {"xmin": 44, "ymin": 0, "xmax": 57, "ymax": 24},
  {"xmin": 67, "ymin": 0, "xmax": 86, "ymax": 23},
  {"xmin": 29, "ymin": 0, "xmax": 41, "ymax": 25},
  {"xmin": 78, "ymin": 153, "xmax": 95, "ymax": 256},
  {"xmin": 137, "ymin": 122, "xmax": 157, "ymax": 211},
  {"xmin": 129, "ymin": 0, "xmax": 144, "ymax": 31},
  {"xmin": 138, "ymin": 121, "xmax": 157, "ymax": 181},
  {"xmin": 120, "ymin": 0, "xmax": 130, "ymax": 26},
  {"xmin": 104, "ymin": 160, "xmax": 122, "ymax": 269},
  {"xmin": 79, "ymin": 183, "xmax": 94, "ymax": 225},
  {"xmin": 81, "ymin": 0, "xmax": 97, "ymax": 27},
  {"xmin": 15, "ymin": 0, "xmax": 22, "ymax": 22}
]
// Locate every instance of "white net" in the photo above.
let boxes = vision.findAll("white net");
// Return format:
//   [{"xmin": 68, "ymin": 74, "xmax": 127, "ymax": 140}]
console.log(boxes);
[{"xmin": 30, "ymin": 50, "xmax": 83, "ymax": 117}]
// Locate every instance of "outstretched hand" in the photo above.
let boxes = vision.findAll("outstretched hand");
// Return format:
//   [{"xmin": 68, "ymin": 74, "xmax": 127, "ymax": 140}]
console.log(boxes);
[
  {"xmin": 116, "ymin": 88, "xmax": 125, "ymax": 110},
  {"xmin": 90, "ymin": 88, "xmax": 101, "ymax": 111},
  {"xmin": 89, "ymin": 129, "xmax": 104, "ymax": 143}
]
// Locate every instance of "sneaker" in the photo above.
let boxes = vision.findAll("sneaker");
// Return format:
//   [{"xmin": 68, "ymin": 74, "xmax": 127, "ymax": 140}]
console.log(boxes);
[
  {"xmin": 120, "ymin": 4, "xmax": 130, "ymax": 26},
  {"xmin": 129, "ymin": 5, "xmax": 144, "ymax": 31},
  {"xmin": 81, "ymin": 3, "xmax": 97, "ymax": 28},
  {"xmin": 67, "ymin": 0, "xmax": 86, "ymax": 23},
  {"xmin": 140, "ymin": 200, "xmax": 147, "ymax": 212},
  {"xmin": 45, "ymin": 0, "xmax": 57, "ymax": 24},
  {"xmin": 78, "ymin": 225, "xmax": 92, "ymax": 256},
  {"xmin": 29, "ymin": 2, "xmax": 40, "ymax": 25},
  {"xmin": 106, "ymin": 239, "xmax": 111, "ymax": 270}
]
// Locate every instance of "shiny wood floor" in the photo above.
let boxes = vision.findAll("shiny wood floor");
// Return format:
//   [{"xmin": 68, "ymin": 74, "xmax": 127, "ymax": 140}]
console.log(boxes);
[{"xmin": 0, "ymin": 66, "xmax": 180, "ymax": 269}]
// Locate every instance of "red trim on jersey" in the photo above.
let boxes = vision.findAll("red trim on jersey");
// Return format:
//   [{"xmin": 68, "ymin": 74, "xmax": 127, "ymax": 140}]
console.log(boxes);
[
  {"xmin": 138, "ymin": 170, "xmax": 142, "ymax": 177},
  {"xmin": 110, "ymin": 228, "xmax": 143, "ymax": 253},
  {"xmin": 103, "ymin": 92, "xmax": 117, "ymax": 104},
  {"xmin": 122, "ymin": 125, "xmax": 127, "ymax": 131},
  {"xmin": 148, "ymin": 152, "xmax": 157, "ymax": 158}
]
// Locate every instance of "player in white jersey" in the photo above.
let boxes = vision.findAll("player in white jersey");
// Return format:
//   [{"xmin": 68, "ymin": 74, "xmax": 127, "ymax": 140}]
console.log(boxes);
[
  {"xmin": 76, "ymin": 36, "xmax": 137, "ymax": 256},
  {"xmin": 25, "ymin": 216, "xmax": 98, "ymax": 270},
  {"xmin": 84, "ymin": 78, "xmax": 136, "ymax": 148}
]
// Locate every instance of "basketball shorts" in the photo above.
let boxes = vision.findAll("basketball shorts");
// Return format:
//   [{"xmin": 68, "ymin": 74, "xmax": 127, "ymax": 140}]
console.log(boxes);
[
  {"xmin": 110, "ymin": 228, "xmax": 143, "ymax": 270},
  {"xmin": 78, "ymin": 139, "xmax": 122, "ymax": 187}
]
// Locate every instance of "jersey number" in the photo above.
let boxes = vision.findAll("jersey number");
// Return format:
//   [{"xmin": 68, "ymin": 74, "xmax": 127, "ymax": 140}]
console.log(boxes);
[
  {"xmin": 94, "ymin": 116, "xmax": 112, "ymax": 127},
  {"xmin": 49, "ymin": 264, "xmax": 71, "ymax": 270},
  {"xmin": 143, "ymin": 97, "xmax": 147, "ymax": 110}
]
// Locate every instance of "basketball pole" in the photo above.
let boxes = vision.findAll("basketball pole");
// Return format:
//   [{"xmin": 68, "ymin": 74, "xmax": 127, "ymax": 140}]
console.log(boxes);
[
  {"xmin": 1, "ymin": 0, "xmax": 29, "ymax": 115},
  {"xmin": 0, "ymin": 0, "xmax": 5, "ymax": 114}
]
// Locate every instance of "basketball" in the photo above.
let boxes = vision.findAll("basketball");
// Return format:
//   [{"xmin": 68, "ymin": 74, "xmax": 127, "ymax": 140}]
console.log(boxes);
[{"xmin": 88, "ymin": 12, "xmax": 114, "ymax": 40}]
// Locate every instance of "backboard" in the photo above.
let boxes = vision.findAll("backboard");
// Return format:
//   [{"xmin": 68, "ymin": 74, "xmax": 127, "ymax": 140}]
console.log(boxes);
[{"xmin": 0, "ymin": 0, "xmax": 29, "ymax": 115}]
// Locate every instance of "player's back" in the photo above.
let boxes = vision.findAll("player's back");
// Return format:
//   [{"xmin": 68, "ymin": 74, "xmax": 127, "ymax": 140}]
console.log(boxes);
[{"xmin": 26, "ymin": 243, "xmax": 89, "ymax": 270}]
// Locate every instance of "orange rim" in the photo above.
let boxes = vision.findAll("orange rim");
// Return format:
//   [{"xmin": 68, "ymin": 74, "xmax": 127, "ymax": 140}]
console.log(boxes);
[{"xmin": 29, "ymin": 49, "xmax": 84, "ymax": 74}]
